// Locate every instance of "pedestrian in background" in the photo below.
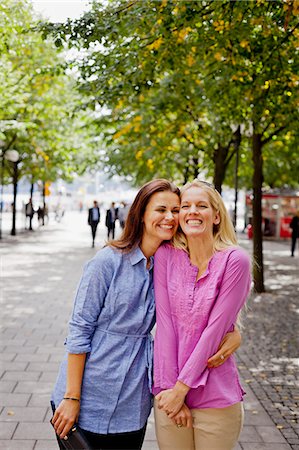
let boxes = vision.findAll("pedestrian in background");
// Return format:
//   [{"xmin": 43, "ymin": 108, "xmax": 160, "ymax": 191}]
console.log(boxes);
[
  {"xmin": 290, "ymin": 210, "xmax": 299, "ymax": 257},
  {"xmin": 37, "ymin": 205, "xmax": 45, "ymax": 226},
  {"xmin": 118, "ymin": 201, "xmax": 129, "ymax": 229},
  {"xmin": 105, "ymin": 201, "xmax": 118, "ymax": 239},
  {"xmin": 153, "ymin": 180, "xmax": 251, "ymax": 450},
  {"xmin": 25, "ymin": 198, "xmax": 35, "ymax": 230},
  {"xmin": 88, "ymin": 200, "xmax": 100, "ymax": 248},
  {"xmin": 50, "ymin": 179, "xmax": 241, "ymax": 450}
]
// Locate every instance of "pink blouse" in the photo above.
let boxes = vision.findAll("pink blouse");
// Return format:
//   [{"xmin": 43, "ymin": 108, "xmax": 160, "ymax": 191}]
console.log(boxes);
[{"xmin": 152, "ymin": 244, "xmax": 251, "ymax": 409}]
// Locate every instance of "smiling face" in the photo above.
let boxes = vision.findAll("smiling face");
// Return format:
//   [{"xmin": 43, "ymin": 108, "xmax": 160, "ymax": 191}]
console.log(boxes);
[
  {"xmin": 179, "ymin": 186, "xmax": 220, "ymax": 238},
  {"xmin": 142, "ymin": 191, "xmax": 180, "ymax": 248}
]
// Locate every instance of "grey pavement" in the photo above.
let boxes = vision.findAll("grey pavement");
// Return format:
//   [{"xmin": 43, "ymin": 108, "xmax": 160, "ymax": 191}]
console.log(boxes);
[{"xmin": 0, "ymin": 211, "xmax": 297, "ymax": 449}]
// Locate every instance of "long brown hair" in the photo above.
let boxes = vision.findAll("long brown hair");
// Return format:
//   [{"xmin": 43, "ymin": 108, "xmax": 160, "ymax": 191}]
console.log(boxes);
[{"xmin": 109, "ymin": 179, "xmax": 180, "ymax": 252}]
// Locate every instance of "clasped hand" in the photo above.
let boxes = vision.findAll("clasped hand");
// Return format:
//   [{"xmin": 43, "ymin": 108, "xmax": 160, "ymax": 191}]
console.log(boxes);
[
  {"xmin": 156, "ymin": 388, "xmax": 185, "ymax": 417},
  {"xmin": 156, "ymin": 389, "xmax": 192, "ymax": 428}
]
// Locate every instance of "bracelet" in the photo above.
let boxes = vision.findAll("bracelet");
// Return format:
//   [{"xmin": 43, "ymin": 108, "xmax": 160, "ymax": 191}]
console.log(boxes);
[{"xmin": 63, "ymin": 397, "xmax": 80, "ymax": 402}]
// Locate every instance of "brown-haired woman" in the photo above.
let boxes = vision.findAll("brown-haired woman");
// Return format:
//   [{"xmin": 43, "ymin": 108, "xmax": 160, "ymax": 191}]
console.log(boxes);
[{"xmin": 50, "ymin": 179, "xmax": 241, "ymax": 450}]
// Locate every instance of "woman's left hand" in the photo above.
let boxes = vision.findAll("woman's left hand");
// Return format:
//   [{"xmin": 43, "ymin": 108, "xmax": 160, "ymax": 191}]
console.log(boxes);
[
  {"xmin": 207, "ymin": 327, "xmax": 242, "ymax": 368},
  {"xmin": 156, "ymin": 389, "xmax": 184, "ymax": 417},
  {"xmin": 156, "ymin": 383, "xmax": 188, "ymax": 418}
]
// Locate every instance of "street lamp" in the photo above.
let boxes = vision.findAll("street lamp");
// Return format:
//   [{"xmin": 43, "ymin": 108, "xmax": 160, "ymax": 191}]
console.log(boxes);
[{"xmin": 0, "ymin": 147, "xmax": 20, "ymax": 239}]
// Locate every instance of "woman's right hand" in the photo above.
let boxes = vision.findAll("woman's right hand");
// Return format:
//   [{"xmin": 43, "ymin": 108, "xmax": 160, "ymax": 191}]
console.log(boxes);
[{"xmin": 51, "ymin": 399, "xmax": 80, "ymax": 439}]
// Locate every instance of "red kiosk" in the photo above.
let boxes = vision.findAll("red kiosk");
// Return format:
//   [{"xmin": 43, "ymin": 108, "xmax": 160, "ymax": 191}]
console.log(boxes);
[{"xmin": 245, "ymin": 190, "xmax": 299, "ymax": 239}]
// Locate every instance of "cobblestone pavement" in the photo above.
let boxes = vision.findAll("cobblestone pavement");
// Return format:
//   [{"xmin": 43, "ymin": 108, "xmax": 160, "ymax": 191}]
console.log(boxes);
[
  {"xmin": 0, "ymin": 212, "xmax": 296, "ymax": 449},
  {"xmin": 237, "ymin": 235, "xmax": 299, "ymax": 449}
]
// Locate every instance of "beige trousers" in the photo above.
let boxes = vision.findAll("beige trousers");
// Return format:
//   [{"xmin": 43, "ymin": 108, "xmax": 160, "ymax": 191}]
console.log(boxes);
[{"xmin": 154, "ymin": 400, "xmax": 244, "ymax": 450}]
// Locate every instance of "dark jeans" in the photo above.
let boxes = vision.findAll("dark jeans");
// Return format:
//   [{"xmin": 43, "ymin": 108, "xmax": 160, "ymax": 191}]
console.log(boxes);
[
  {"xmin": 291, "ymin": 235, "xmax": 297, "ymax": 256},
  {"xmin": 79, "ymin": 426, "xmax": 147, "ymax": 450},
  {"xmin": 90, "ymin": 222, "xmax": 98, "ymax": 242},
  {"xmin": 51, "ymin": 402, "xmax": 147, "ymax": 450},
  {"xmin": 107, "ymin": 224, "xmax": 115, "ymax": 239}
]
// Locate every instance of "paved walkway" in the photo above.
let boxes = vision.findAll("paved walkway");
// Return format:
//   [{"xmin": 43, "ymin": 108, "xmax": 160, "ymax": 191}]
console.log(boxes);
[{"xmin": 0, "ymin": 211, "xmax": 297, "ymax": 449}]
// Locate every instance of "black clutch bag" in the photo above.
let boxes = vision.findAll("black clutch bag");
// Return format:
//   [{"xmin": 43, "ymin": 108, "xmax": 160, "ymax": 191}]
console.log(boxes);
[{"xmin": 51, "ymin": 421, "xmax": 93, "ymax": 450}]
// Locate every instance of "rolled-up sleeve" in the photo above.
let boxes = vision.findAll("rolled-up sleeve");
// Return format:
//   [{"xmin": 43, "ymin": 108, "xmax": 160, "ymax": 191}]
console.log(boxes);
[{"xmin": 66, "ymin": 250, "xmax": 114, "ymax": 354}]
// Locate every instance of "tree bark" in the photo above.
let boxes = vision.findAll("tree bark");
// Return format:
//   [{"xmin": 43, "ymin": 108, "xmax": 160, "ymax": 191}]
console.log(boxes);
[
  {"xmin": 42, "ymin": 181, "xmax": 46, "ymax": 225},
  {"xmin": 233, "ymin": 125, "xmax": 241, "ymax": 228},
  {"xmin": 252, "ymin": 131, "xmax": 265, "ymax": 292},
  {"xmin": 213, "ymin": 144, "xmax": 229, "ymax": 194},
  {"xmin": 193, "ymin": 156, "xmax": 199, "ymax": 179},
  {"xmin": 30, "ymin": 181, "xmax": 34, "ymax": 199},
  {"xmin": 11, "ymin": 162, "xmax": 18, "ymax": 236}
]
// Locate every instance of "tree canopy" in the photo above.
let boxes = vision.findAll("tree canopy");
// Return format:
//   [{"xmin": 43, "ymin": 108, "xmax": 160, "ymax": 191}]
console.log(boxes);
[
  {"xmin": 43, "ymin": 0, "xmax": 299, "ymax": 189},
  {"xmin": 0, "ymin": 0, "xmax": 95, "ymax": 189}
]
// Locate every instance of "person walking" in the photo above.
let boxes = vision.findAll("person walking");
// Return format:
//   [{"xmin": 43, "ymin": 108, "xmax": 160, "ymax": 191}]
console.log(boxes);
[
  {"xmin": 25, "ymin": 198, "xmax": 35, "ymax": 230},
  {"xmin": 50, "ymin": 179, "xmax": 241, "ymax": 450},
  {"xmin": 105, "ymin": 201, "xmax": 118, "ymax": 239},
  {"xmin": 88, "ymin": 200, "xmax": 101, "ymax": 248},
  {"xmin": 290, "ymin": 210, "xmax": 299, "ymax": 257},
  {"xmin": 153, "ymin": 180, "xmax": 251, "ymax": 450},
  {"xmin": 118, "ymin": 201, "xmax": 129, "ymax": 229}
]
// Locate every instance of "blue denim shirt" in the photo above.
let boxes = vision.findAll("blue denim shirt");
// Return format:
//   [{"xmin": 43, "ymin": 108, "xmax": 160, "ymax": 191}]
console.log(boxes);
[{"xmin": 51, "ymin": 245, "xmax": 155, "ymax": 434}]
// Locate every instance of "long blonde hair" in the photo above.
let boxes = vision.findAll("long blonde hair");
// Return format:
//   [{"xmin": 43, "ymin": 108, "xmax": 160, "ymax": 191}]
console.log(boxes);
[{"xmin": 173, "ymin": 180, "xmax": 238, "ymax": 252}]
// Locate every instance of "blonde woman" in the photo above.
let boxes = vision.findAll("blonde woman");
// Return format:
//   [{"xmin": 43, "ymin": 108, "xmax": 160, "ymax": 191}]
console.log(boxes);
[{"xmin": 153, "ymin": 180, "xmax": 251, "ymax": 450}]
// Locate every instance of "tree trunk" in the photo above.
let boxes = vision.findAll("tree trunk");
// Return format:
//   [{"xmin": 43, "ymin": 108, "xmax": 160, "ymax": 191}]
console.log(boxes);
[
  {"xmin": 233, "ymin": 126, "xmax": 241, "ymax": 228},
  {"xmin": 11, "ymin": 162, "xmax": 18, "ymax": 236},
  {"xmin": 252, "ymin": 132, "xmax": 265, "ymax": 292},
  {"xmin": 183, "ymin": 163, "xmax": 190, "ymax": 184},
  {"xmin": 193, "ymin": 156, "xmax": 199, "ymax": 179},
  {"xmin": 42, "ymin": 181, "xmax": 46, "ymax": 225},
  {"xmin": 30, "ymin": 181, "xmax": 34, "ymax": 199},
  {"xmin": 213, "ymin": 144, "xmax": 229, "ymax": 194},
  {"xmin": 0, "ymin": 156, "xmax": 4, "ymax": 239}
]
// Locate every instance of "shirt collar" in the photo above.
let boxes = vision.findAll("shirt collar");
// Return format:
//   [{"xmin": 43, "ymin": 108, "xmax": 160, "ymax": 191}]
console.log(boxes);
[{"xmin": 129, "ymin": 246, "xmax": 154, "ymax": 270}]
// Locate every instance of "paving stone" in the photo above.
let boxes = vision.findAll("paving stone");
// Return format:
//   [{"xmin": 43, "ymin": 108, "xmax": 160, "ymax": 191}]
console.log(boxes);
[
  {"xmin": 1, "ymin": 362, "xmax": 29, "ymax": 372},
  {"xmin": 144, "ymin": 415, "xmax": 156, "ymax": 441},
  {"xmin": 0, "ymin": 331, "xmax": 17, "ymax": 339},
  {"xmin": 14, "ymin": 381, "xmax": 52, "ymax": 394},
  {"xmin": 26, "ymin": 362, "xmax": 58, "ymax": 372},
  {"xmin": 44, "ymin": 407, "xmax": 54, "ymax": 422},
  {"xmin": 35, "ymin": 346, "xmax": 65, "ymax": 355},
  {"xmin": 242, "ymin": 444, "xmax": 291, "ymax": 450},
  {"xmin": 244, "ymin": 410, "xmax": 274, "ymax": 426},
  {"xmin": 28, "ymin": 393, "xmax": 51, "ymax": 407},
  {"xmin": 4, "ymin": 346, "xmax": 38, "ymax": 354},
  {"xmin": 0, "ymin": 440, "xmax": 35, "ymax": 449},
  {"xmin": 233, "ymin": 444, "xmax": 242, "ymax": 450},
  {"xmin": 48, "ymin": 354, "xmax": 67, "ymax": 363},
  {"xmin": 13, "ymin": 422, "xmax": 54, "ymax": 439},
  {"xmin": 0, "ymin": 354, "xmax": 17, "ymax": 362},
  {"xmin": 2, "ymin": 371, "xmax": 40, "ymax": 382},
  {"xmin": 34, "ymin": 439, "xmax": 57, "ymax": 450},
  {"xmin": 1, "ymin": 393, "xmax": 30, "ymax": 407},
  {"xmin": 239, "ymin": 426, "xmax": 263, "ymax": 442},
  {"xmin": 14, "ymin": 354, "xmax": 49, "ymax": 363},
  {"xmin": 142, "ymin": 441, "xmax": 159, "ymax": 450},
  {"xmin": 256, "ymin": 425, "xmax": 288, "ymax": 443},
  {"xmin": 0, "ymin": 423, "xmax": 17, "ymax": 439},
  {"xmin": 39, "ymin": 371, "xmax": 58, "ymax": 382},
  {"xmin": 0, "ymin": 407, "xmax": 47, "ymax": 422},
  {"xmin": 0, "ymin": 381, "xmax": 17, "ymax": 393}
]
